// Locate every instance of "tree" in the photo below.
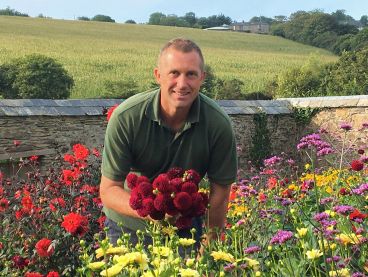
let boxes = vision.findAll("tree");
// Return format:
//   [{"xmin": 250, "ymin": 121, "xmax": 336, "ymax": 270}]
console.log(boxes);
[
  {"xmin": 249, "ymin": 16, "xmax": 274, "ymax": 25},
  {"xmin": 91, "ymin": 14, "xmax": 115, "ymax": 23},
  {"xmin": 274, "ymin": 15, "xmax": 287, "ymax": 22},
  {"xmin": 148, "ymin": 12, "xmax": 166, "ymax": 25},
  {"xmin": 0, "ymin": 6, "xmax": 28, "ymax": 17},
  {"xmin": 77, "ymin": 16, "xmax": 90, "ymax": 21},
  {"xmin": 125, "ymin": 19, "xmax": 136, "ymax": 24},
  {"xmin": 360, "ymin": 15, "xmax": 368, "ymax": 27},
  {"xmin": 183, "ymin": 12, "xmax": 196, "ymax": 27}
]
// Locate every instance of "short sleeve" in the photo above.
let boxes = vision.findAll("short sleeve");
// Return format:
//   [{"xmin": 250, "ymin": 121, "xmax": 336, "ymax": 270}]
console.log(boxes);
[
  {"xmin": 207, "ymin": 120, "xmax": 238, "ymax": 185},
  {"xmin": 101, "ymin": 110, "xmax": 132, "ymax": 181}
]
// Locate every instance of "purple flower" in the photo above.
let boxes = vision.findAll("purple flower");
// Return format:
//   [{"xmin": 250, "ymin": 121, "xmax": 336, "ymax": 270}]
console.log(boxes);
[
  {"xmin": 263, "ymin": 155, "xmax": 282, "ymax": 167},
  {"xmin": 340, "ymin": 122, "xmax": 352, "ymax": 131},
  {"xmin": 244, "ymin": 245, "xmax": 261, "ymax": 254},
  {"xmin": 313, "ymin": 212, "xmax": 330, "ymax": 222},
  {"xmin": 333, "ymin": 205, "xmax": 355, "ymax": 215},
  {"xmin": 270, "ymin": 230, "xmax": 294, "ymax": 244},
  {"xmin": 224, "ymin": 263, "xmax": 236, "ymax": 272},
  {"xmin": 297, "ymin": 133, "xmax": 334, "ymax": 156},
  {"xmin": 362, "ymin": 122, "xmax": 368, "ymax": 129},
  {"xmin": 352, "ymin": 183, "xmax": 368, "ymax": 195},
  {"xmin": 320, "ymin": 197, "xmax": 334, "ymax": 205},
  {"xmin": 360, "ymin": 156, "xmax": 368, "ymax": 163},
  {"xmin": 352, "ymin": 272, "xmax": 368, "ymax": 277}
]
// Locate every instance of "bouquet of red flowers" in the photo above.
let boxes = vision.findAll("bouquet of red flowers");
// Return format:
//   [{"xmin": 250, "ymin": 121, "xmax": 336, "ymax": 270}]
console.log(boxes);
[{"xmin": 128, "ymin": 168, "xmax": 209, "ymax": 229}]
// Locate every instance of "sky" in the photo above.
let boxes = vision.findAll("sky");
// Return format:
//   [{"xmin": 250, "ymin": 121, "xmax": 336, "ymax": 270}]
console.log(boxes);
[{"xmin": 1, "ymin": 0, "xmax": 367, "ymax": 23}]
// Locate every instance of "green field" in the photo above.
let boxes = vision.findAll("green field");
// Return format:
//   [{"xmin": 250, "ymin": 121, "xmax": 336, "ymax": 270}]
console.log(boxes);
[{"xmin": 0, "ymin": 16, "xmax": 337, "ymax": 98}]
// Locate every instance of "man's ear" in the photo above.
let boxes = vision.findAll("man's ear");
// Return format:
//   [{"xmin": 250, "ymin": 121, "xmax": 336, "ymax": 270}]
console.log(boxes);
[
  {"xmin": 200, "ymin": 71, "xmax": 206, "ymax": 83},
  {"xmin": 153, "ymin": 67, "xmax": 160, "ymax": 84}
]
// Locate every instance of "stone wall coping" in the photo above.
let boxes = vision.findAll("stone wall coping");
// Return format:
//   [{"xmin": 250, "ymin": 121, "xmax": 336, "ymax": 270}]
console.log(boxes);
[{"xmin": 0, "ymin": 95, "xmax": 367, "ymax": 116}]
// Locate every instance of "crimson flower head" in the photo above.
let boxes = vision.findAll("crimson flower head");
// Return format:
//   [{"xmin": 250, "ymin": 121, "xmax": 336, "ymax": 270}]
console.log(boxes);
[
  {"xmin": 73, "ymin": 144, "xmax": 89, "ymax": 161},
  {"xmin": 173, "ymin": 192, "xmax": 192, "ymax": 211},
  {"xmin": 126, "ymin": 173, "xmax": 138, "ymax": 189},
  {"xmin": 153, "ymin": 193, "xmax": 171, "ymax": 212},
  {"xmin": 12, "ymin": 255, "xmax": 29, "ymax": 269},
  {"xmin": 129, "ymin": 189, "xmax": 143, "ymax": 210},
  {"xmin": 181, "ymin": 181, "xmax": 198, "ymax": 194},
  {"xmin": 0, "ymin": 198, "xmax": 10, "ymax": 212},
  {"xmin": 64, "ymin": 154, "xmax": 76, "ymax": 164},
  {"xmin": 35, "ymin": 238, "xmax": 54, "ymax": 258},
  {"xmin": 167, "ymin": 167, "xmax": 184, "ymax": 180},
  {"xmin": 61, "ymin": 212, "xmax": 89, "ymax": 237},
  {"xmin": 137, "ymin": 181, "xmax": 153, "ymax": 197},
  {"xmin": 106, "ymin": 104, "xmax": 119, "ymax": 121},
  {"xmin": 152, "ymin": 174, "xmax": 173, "ymax": 193},
  {"xmin": 358, "ymin": 149, "xmax": 365, "ymax": 155},
  {"xmin": 183, "ymin": 169, "xmax": 201, "ymax": 185},
  {"xmin": 349, "ymin": 209, "xmax": 368, "ymax": 223},
  {"xmin": 137, "ymin": 175, "xmax": 150, "ymax": 185},
  {"xmin": 351, "ymin": 160, "xmax": 364, "ymax": 171},
  {"xmin": 170, "ymin": 178, "xmax": 183, "ymax": 192}
]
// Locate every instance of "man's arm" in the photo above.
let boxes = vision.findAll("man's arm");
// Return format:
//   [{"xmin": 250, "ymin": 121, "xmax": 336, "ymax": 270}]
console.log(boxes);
[
  {"xmin": 100, "ymin": 175, "xmax": 141, "ymax": 219},
  {"xmin": 206, "ymin": 182, "xmax": 231, "ymax": 241}
]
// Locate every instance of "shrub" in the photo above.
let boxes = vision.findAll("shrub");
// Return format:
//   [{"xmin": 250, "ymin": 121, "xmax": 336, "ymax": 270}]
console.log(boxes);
[
  {"xmin": 320, "ymin": 48, "xmax": 368, "ymax": 95},
  {"xmin": 268, "ymin": 56, "xmax": 326, "ymax": 98},
  {"xmin": 214, "ymin": 78, "xmax": 245, "ymax": 100},
  {"xmin": 0, "ymin": 54, "xmax": 74, "ymax": 99},
  {"xmin": 91, "ymin": 14, "xmax": 115, "ymax": 23},
  {"xmin": 101, "ymin": 79, "xmax": 140, "ymax": 99}
]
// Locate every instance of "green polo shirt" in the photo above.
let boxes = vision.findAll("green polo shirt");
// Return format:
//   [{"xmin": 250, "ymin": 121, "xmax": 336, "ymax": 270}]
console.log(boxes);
[{"xmin": 101, "ymin": 89, "xmax": 237, "ymax": 230}]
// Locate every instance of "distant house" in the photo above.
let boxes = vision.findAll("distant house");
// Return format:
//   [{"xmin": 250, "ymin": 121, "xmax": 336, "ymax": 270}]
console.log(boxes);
[
  {"xmin": 204, "ymin": 24, "xmax": 231, "ymax": 31},
  {"xmin": 232, "ymin": 21, "xmax": 270, "ymax": 34}
]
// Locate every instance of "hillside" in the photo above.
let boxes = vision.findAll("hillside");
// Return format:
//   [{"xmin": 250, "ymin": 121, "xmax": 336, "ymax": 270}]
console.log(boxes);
[{"xmin": 0, "ymin": 16, "xmax": 337, "ymax": 98}]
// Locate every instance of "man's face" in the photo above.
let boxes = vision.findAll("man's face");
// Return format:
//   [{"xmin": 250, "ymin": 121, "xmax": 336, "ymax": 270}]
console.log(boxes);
[{"xmin": 154, "ymin": 48, "xmax": 205, "ymax": 112}]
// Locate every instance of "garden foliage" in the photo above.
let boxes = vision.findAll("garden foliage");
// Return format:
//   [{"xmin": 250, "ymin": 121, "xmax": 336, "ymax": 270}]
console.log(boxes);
[{"xmin": 0, "ymin": 54, "xmax": 74, "ymax": 99}]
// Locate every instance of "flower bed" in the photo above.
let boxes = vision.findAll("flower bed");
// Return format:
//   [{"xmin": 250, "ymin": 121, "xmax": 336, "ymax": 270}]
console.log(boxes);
[{"xmin": 0, "ymin": 122, "xmax": 367, "ymax": 276}]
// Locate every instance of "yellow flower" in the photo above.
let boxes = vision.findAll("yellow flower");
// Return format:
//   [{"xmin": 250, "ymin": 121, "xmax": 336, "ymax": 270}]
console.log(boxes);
[
  {"xmin": 296, "ymin": 227, "xmax": 308, "ymax": 238},
  {"xmin": 219, "ymin": 272, "xmax": 225, "ymax": 277},
  {"xmin": 100, "ymin": 264, "xmax": 124, "ymax": 277},
  {"xmin": 336, "ymin": 233, "xmax": 363, "ymax": 245},
  {"xmin": 179, "ymin": 268, "xmax": 200, "ymax": 277},
  {"xmin": 324, "ymin": 210, "xmax": 336, "ymax": 217},
  {"xmin": 255, "ymin": 271, "xmax": 261, "ymax": 276},
  {"xmin": 305, "ymin": 164, "xmax": 310, "ymax": 170},
  {"xmin": 306, "ymin": 249, "xmax": 323, "ymax": 260},
  {"xmin": 179, "ymin": 238, "xmax": 196, "ymax": 247},
  {"xmin": 210, "ymin": 250, "xmax": 235, "ymax": 263},
  {"xmin": 325, "ymin": 186, "xmax": 333, "ymax": 194},
  {"xmin": 244, "ymin": 257, "xmax": 260, "ymax": 269},
  {"xmin": 152, "ymin": 246, "xmax": 172, "ymax": 257},
  {"xmin": 329, "ymin": 268, "xmax": 350, "ymax": 277},
  {"xmin": 162, "ymin": 226, "xmax": 178, "ymax": 236},
  {"xmin": 113, "ymin": 252, "xmax": 149, "ymax": 269},
  {"xmin": 95, "ymin": 245, "xmax": 128, "ymax": 259},
  {"xmin": 186, "ymin": 258, "xmax": 195, "ymax": 267},
  {"xmin": 87, "ymin": 261, "xmax": 105, "ymax": 270}
]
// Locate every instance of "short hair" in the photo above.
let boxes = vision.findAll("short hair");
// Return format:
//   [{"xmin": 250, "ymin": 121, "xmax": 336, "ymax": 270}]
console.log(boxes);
[{"xmin": 158, "ymin": 38, "xmax": 205, "ymax": 71}]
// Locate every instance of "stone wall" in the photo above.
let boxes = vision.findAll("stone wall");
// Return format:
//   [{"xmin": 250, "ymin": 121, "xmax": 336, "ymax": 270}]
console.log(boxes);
[{"xmin": 0, "ymin": 96, "xmax": 367, "ymax": 175}]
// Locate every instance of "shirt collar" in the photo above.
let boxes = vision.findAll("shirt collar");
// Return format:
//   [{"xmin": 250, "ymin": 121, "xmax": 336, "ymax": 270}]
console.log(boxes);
[{"xmin": 145, "ymin": 89, "xmax": 200, "ymax": 124}]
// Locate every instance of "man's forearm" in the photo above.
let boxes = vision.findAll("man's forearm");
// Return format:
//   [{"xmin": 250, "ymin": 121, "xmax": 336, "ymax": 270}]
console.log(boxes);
[{"xmin": 100, "ymin": 175, "xmax": 142, "ymax": 219}]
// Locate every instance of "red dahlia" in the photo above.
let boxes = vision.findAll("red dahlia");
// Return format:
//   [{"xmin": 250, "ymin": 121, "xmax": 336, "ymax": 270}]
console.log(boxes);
[
  {"xmin": 181, "ymin": 181, "xmax": 198, "ymax": 194},
  {"xmin": 25, "ymin": 273, "xmax": 43, "ymax": 277},
  {"xmin": 153, "ymin": 193, "xmax": 171, "ymax": 212},
  {"xmin": 183, "ymin": 169, "xmax": 201, "ymax": 185},
  {"xmin": 351, "ymin": 160, "xmax": 364, "ymax": 171},
  {"xmin": 73, "ymin": 144, "xmax": 89, "ymax": 161},
  {"xmin": 141, "ymin": 198, "xmax": 155, "ymax": 215},
  {"xmin": 153, "ymin": 174, "xmax": 172, "ymax": 193},
  {"xmin": 126, "ymin": 173, "xmax": 138, "ymax": 189},
  {"xmin": 46, "ymin": 272, "xmax": 60, "ymax": 277},
  {"xmin": 167, "ymin": 167, "xmax": 184, "ymax": 180},
  {"xmin": 129, "ymin": 189, "xmax": 143, "ymax": 210},
  {"xmin": 170, "ymin": 178, "xmax": 183, "ymax": 192},
  {"xmin": 0, "ymin": 198, "xmax": 10, "ymax": 212},
  {"xmin": 35, "ymin": 238, "xmax": 54, "ymax": 258},
  {"xmin": 106, "ymin": 104, "xmax": 119, "ymax": 121},
  {"xmin": 61, "ymin": 212, "xmax": 89, "ymax": 237},
  {"xmin": 137, "ymin": 182, "xmax": 153, "ymax": 197},
  {"xmin": 173, "ymin": 192, "xmax": 192, "ymax": 211}
]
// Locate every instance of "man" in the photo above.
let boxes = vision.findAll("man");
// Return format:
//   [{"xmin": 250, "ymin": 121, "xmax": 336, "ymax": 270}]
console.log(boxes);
[{"xmin": 100, "ymin": 38, "xmax": 237, "ymax": 247}]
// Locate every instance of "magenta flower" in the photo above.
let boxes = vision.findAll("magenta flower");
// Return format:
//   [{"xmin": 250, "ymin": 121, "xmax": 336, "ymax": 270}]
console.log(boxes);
[
  {"xmin": 270, "ymin": 230, "xmax": 294, "ymax": 244},
  {"xmin": 340, "ymin": 122, "xmax": 352, "ymax": 131},
  {"xmin": 244, "ymin": 245, "xmax": 261, "ymax": 254}
]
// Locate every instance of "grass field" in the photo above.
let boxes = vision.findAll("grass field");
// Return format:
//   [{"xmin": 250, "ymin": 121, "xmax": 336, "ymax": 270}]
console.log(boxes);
[{"xmin": 0, "ymin": 16, "xmax": 337, "ymax": 98}]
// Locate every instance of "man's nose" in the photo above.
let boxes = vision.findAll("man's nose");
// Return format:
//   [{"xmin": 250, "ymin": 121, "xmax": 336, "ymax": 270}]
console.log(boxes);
[{"xmin": 176, "ymin": 74, "xmax": 188, "ymax": 88}]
